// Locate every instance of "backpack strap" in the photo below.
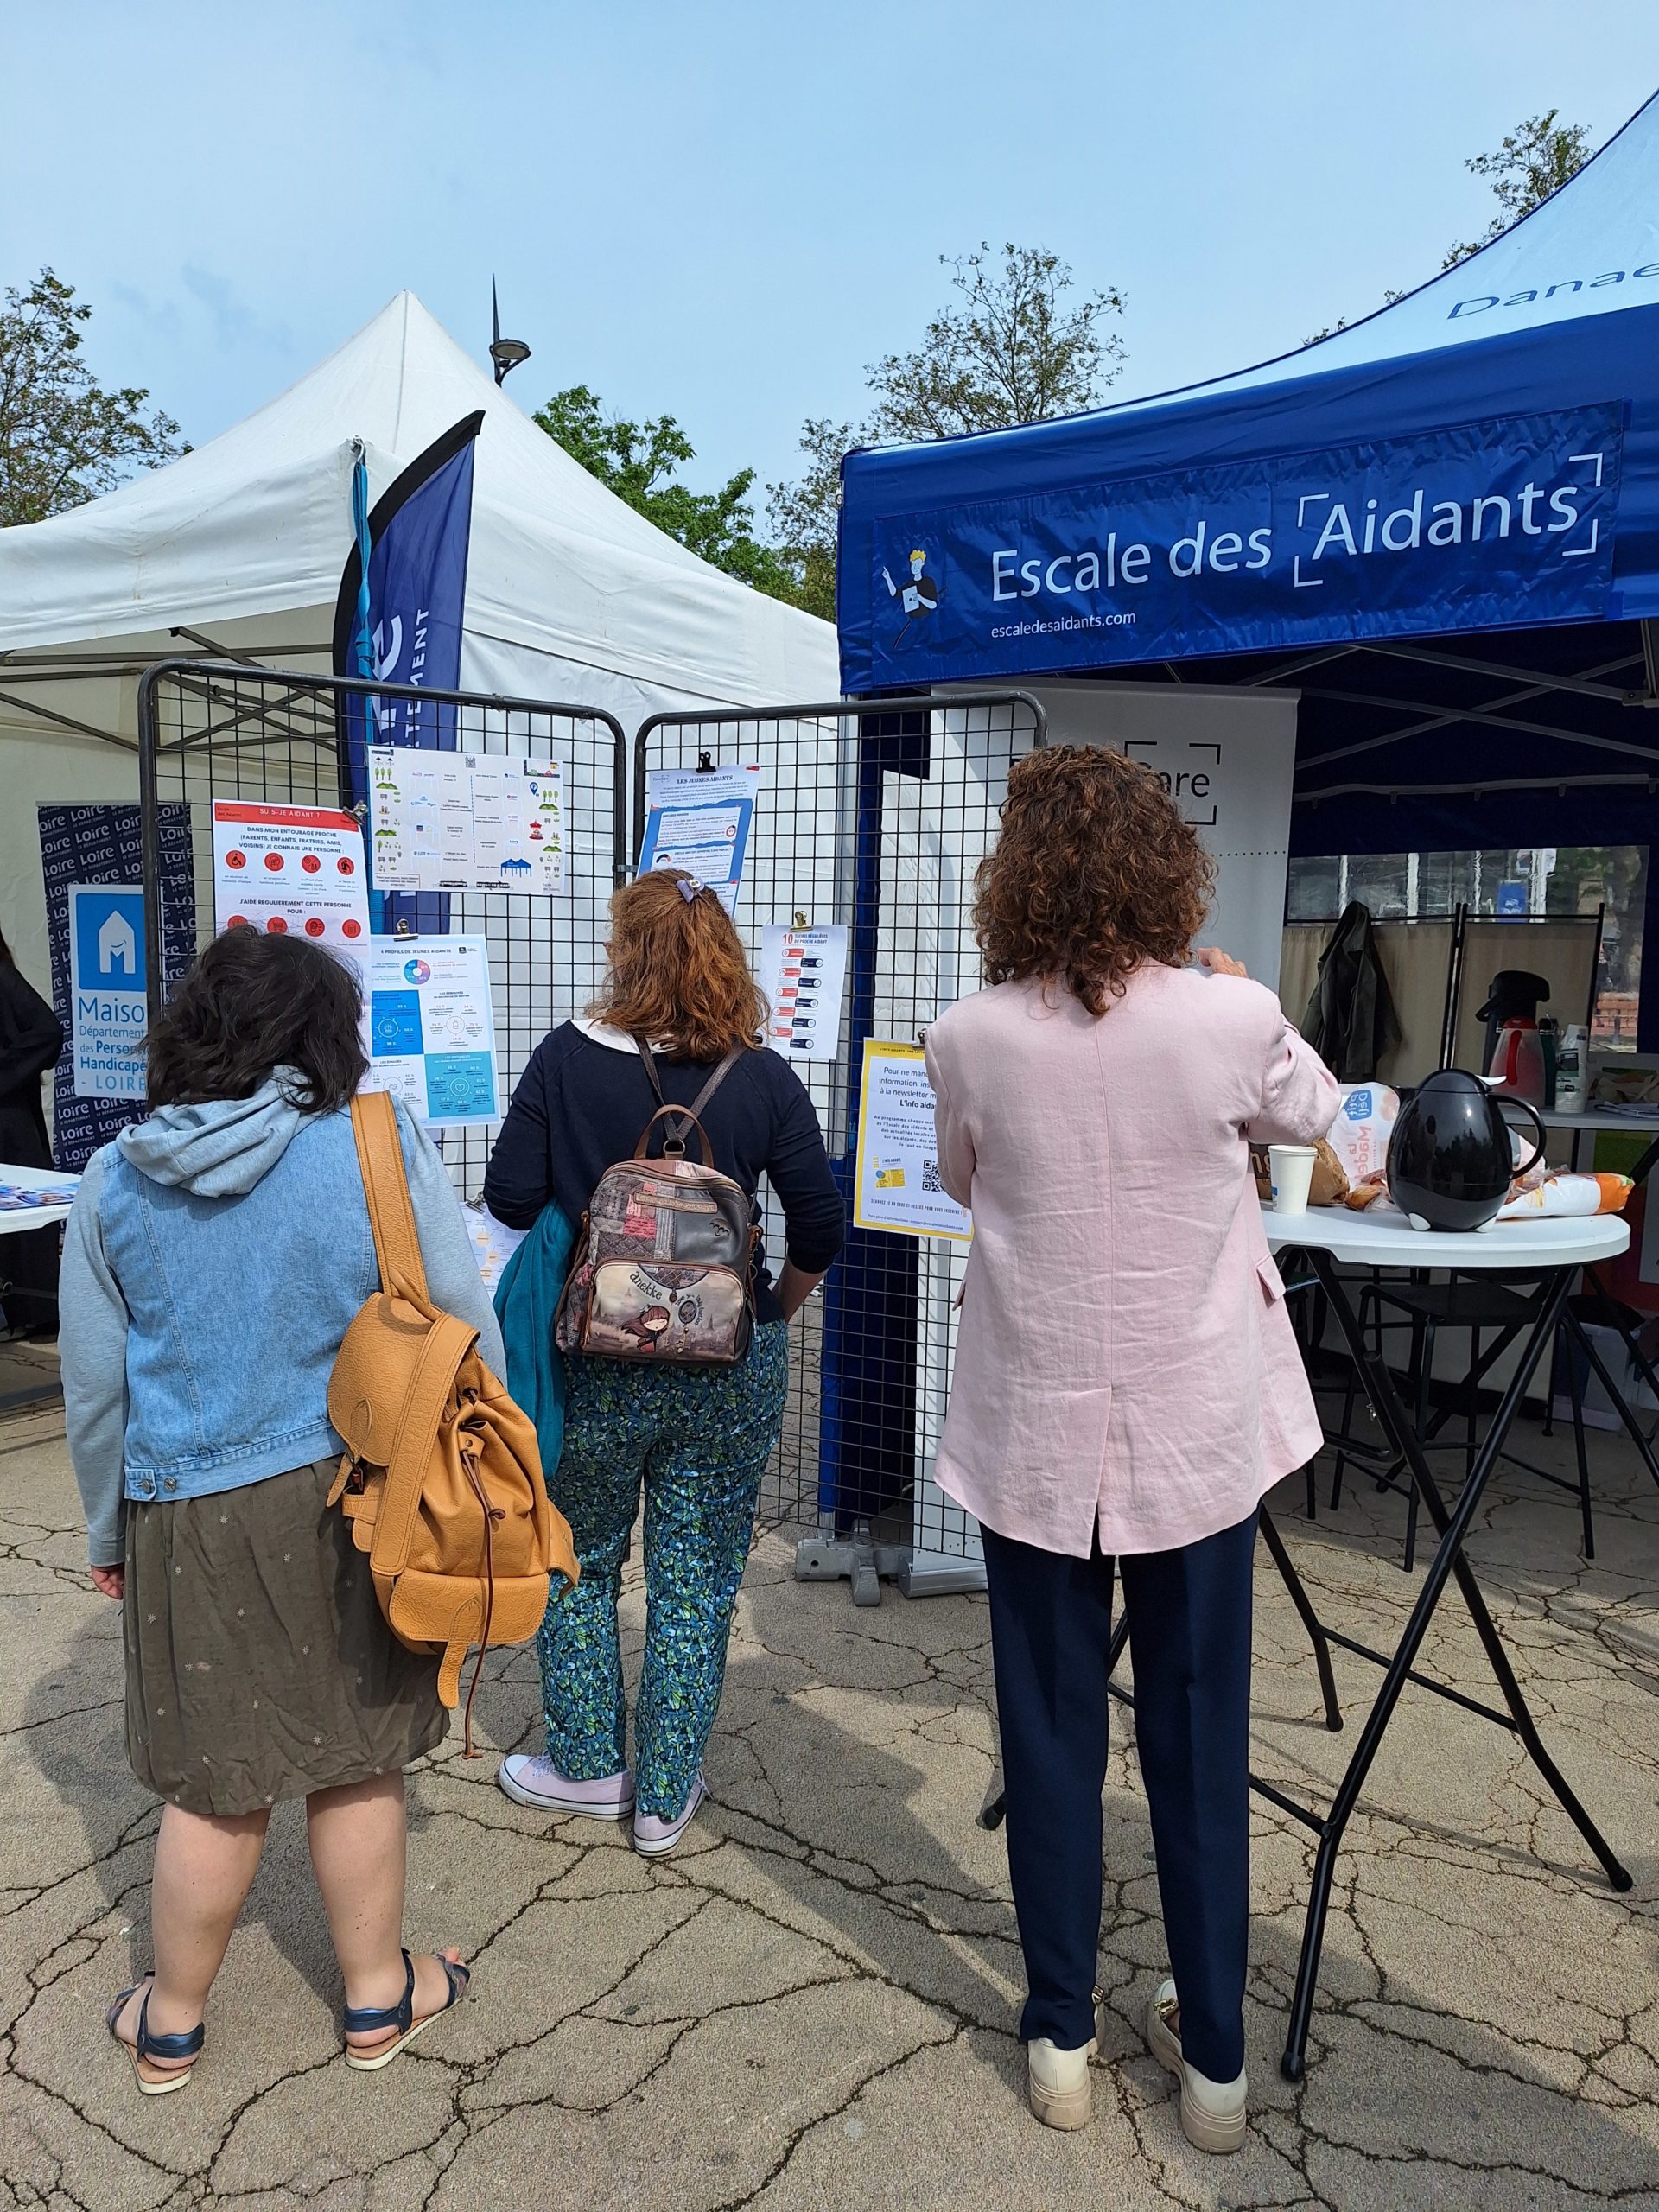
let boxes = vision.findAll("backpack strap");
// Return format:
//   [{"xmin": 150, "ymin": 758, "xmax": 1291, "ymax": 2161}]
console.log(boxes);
[
  {"xmin": 369, "ymin": 1310, "xmax": 479, "ymax": 1576},
  {"xmin": 349, "ymin": 1090, "xmax": 431, "ymax": 1305},
  {"xmin": 632, "ymin": 1038, "xmax": 743, "ymax": 1154}
]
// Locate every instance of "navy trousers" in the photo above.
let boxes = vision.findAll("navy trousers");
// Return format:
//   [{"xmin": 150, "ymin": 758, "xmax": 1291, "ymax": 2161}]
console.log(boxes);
[{"xmin": 979, "ymin": 1510, "xmax": 1255, "ymax": 2082}]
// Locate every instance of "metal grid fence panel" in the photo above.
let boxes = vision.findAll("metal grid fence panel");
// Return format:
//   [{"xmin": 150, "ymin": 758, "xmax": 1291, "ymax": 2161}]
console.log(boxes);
[
  {"xmin": 137, "ymin": 663, "xmax": 627, "ymax": 1202},
  {"xmin": 633, "ymin": 693, "xmax": 1043, "ymax": 1555}
]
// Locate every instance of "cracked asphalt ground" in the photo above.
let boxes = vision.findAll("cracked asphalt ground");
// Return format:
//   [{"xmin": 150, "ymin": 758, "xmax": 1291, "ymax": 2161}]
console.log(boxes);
[{"xmin": 3, "ymin": 1349, "xmax": 1659, "ymax": 2211}]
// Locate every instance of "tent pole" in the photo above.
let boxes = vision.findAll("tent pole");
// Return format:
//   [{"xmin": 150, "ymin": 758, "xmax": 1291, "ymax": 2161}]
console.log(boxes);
[{"xmin": 1642, "ymin": 620, "xmax": 1659, "ymax": 704}]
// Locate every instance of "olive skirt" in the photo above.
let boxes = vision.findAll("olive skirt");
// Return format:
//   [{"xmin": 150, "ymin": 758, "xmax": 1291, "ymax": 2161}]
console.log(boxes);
[{"xmin": 124, "ymin": 1459, "xmax": 448, "ymax": 1817}]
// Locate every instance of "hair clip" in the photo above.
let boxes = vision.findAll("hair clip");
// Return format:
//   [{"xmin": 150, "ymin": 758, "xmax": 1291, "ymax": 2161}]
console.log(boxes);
[{"xmin": 677, "ymin": 875, "xmax": 705, "ymax": 904}]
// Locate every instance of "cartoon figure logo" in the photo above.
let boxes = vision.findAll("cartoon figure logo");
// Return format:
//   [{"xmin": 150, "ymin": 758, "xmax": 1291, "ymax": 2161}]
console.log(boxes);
[
  {"xmin": 881, "ymin": 547, "xmax": 940, "ymax": 648},
  {"xmin": 625, "ymin": 1304, "xmax": 673, "ymax": 1352}
]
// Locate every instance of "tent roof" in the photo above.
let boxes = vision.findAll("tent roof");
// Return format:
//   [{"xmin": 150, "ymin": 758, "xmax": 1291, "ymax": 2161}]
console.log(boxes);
[
  {"xmin": 836, "ymin": 89, "xmax": 1659, "ymax": 908},
  {"xmin": 0, "ymin": 292, "xmax": 834, "ymax": 708},
  {"xmin": 1111, "ymin": 89, "xmax": 1659, "ymax": 407},
  {"xmin": 839, "ymin": 90, "xmax": 1659, "ymax": 692}
]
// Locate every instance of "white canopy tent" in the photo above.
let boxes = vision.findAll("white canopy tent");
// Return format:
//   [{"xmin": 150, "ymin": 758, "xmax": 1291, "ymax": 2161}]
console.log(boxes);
[{"xmin": 0, "ymin": 291, "xmax": 836, "ymax": 990}]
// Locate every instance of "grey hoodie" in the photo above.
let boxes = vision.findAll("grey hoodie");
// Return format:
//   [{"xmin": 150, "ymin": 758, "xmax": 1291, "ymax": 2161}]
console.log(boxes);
[{"xmin": 60, "ymin": 1077, "xmax": 505, "ymax": 1566}]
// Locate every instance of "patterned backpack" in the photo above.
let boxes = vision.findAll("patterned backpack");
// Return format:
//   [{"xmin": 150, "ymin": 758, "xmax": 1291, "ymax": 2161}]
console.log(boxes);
[{"xmin": 555, "ymin": 1042, "xmax": 759, "ymax": 1365}]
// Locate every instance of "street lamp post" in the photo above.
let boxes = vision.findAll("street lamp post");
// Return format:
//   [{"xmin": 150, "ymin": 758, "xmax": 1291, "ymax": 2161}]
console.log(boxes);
[{"xmin": 489, "ymin": 278, "xmax": 531, "ymax": 387}]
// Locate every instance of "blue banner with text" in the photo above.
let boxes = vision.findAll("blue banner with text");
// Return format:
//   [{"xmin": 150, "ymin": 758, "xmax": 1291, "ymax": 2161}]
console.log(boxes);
[{"xmin": 846, "ymin": 405, "xmax": 1623, "ymax": 685}]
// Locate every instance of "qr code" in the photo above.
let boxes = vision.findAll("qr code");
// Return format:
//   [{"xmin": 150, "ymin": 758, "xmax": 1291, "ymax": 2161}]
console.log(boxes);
[{"xmin": 921, "ymin": 1158, "xmax": 943, "ymax": 1194}]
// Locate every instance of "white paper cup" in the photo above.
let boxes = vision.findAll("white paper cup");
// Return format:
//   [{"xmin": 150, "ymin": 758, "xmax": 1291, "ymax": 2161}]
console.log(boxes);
[{"xmin": 1269, "ymin": 1144, "xmax": 1319, "ymax": 1215}]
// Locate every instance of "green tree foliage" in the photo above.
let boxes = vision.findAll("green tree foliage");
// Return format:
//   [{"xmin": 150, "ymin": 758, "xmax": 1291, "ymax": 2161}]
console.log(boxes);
[
  {"xmin": 533, "ymin": 385, "xmax": 803, "ymax": 605},
  {"xmin": 862, "ymin": 241, "xmax": 1126, "ymax": 443},
  {"xmin": 1442, "ymin": 110, "xmax": 1594, "ymax": 268},
  {"xmin": 767, "ymin": 243, "xmax": 1126, "ymax": 623},
  {"xmin": 764, "ymin": 416, "xmax": 853, "ymax": 624},
  {"xmin": 1306, "ymin": 110, "xmax": 1594, "ymax": 342},
  {"xmin": 0, "ymin": 268, "xmax": 181, "ymax": 526}
]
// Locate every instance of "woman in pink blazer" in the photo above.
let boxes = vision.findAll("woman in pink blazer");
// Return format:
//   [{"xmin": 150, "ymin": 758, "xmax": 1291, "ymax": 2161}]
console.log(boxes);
[{"xmin": 925, "ymin": 746, "xmax": 1338, "ymax": 2153}]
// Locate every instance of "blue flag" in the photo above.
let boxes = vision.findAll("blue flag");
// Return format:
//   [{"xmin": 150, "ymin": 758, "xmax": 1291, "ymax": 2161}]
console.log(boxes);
[{"xmin": 333, "ymin": 410, "xmax": 483, "ymax": 931}]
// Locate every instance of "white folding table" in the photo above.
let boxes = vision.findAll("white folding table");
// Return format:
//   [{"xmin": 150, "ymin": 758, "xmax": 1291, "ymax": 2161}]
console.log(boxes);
[
  {"xmin": 1262, "ymin": 1204, "xmax": 1633, "ymax": 2079},
  {"xmin": 0, "ymin": 1162, "xmax": 77, "ymax": 1414}
]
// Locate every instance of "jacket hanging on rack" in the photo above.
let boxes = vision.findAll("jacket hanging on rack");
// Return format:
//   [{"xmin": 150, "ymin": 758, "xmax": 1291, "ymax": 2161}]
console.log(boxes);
[{"xmin": 1300, "ymin": 901, "xmax": 1402, "ymax": 1081}]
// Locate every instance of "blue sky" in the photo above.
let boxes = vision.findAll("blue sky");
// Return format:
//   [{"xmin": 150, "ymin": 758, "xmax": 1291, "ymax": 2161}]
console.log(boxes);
[{"xmin": 7, "ymin": 2, "xmax": 1659, "ymax": 508}]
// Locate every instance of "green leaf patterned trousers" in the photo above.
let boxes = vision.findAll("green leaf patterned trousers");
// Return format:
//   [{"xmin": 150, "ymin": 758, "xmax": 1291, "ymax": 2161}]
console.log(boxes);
[{"xmin": 537, "ymin": 1322, "xmax": 789, "ymax": 1817}]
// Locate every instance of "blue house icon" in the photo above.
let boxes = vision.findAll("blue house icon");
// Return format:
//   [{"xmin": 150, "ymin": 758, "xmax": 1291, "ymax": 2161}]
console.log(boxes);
[{"xmin": 72, "ymin": 886, "xmax": 148, "ymax": 992}]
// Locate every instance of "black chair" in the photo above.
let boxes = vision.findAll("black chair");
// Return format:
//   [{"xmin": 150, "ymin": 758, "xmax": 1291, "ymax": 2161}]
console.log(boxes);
[{"xmin": 1326, "ymin": 1137, "xmax": 1659, "ymax": 1568}]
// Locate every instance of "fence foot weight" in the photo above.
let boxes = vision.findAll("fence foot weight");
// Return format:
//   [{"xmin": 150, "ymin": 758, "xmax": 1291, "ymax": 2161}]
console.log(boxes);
[{"xmin": 793, "ymin": 1527, "xmax": 907, "ymax": 1606}]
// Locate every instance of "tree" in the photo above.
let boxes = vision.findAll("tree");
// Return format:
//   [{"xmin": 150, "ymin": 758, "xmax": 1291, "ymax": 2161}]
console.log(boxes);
[
  {"xmin": 767, "ymin": 243, "xmax": 1126, "ymax": 623},
  {"xmin": 1305, "ymin": 110, "xmax": 1594, "ymax": 344},
  {"xmin": 1442, "ymin": 110, "xmax": 1593, "ymax": 268},
  {"xmin": 0, "ymin": 268, "xmax": 181, "ymax": 526},
  {"xmin": 862, "ymin": 242, "xmax": 1125, "ymax": 443},
  {"xmin": 533, "ymin": 384, "xmax": 802, "ymax": 604},
  {"xmin": 764, "ymin": 417, "xmax": 852, "ymax": 624}
]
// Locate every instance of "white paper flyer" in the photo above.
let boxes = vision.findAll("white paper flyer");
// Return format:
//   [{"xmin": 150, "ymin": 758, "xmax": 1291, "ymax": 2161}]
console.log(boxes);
[
  {"xmin": 639, "ymin": 764, "xmax": 760, "ymax": 913},
  {"xmin": 760, "ymin": 924, "xmax": 849, "ymax": 1060},
  {"xmin": 367, "ymin": 747, "xmax": 565, "ymax": 893},
  {"xmin": 359, "ymin": 936, "xmax": 500, "ymax": 1127},
  {"xmin": 212, "ymin": 802, "xmax": 369, "ymax": 946}
]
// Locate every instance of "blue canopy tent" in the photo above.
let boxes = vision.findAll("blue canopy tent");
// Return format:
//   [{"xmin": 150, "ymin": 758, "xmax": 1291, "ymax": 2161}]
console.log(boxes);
[{"xmin": 838, "ymin": 90, "xmax": 1659, "ymax": 1046}]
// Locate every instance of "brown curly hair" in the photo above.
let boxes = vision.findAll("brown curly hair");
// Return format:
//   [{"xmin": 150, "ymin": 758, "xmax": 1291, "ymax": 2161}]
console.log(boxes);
[
  {"xmin": 589, "ymin": 868, "xmax": 769, "ymax": 1058},
  {"xmin": 975, "ymin": 746, "xmax": 1214, "ymax": 1015}
]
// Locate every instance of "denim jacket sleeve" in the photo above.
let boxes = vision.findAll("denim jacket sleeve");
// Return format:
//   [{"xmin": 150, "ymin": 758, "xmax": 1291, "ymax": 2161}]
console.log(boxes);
[
  {"xmin": 397, "ymin": 1106, "xmax": 509, "ymax": 1376},
  {"xmin": 57, "ymin": 1149, "xmax": 131, "ymax": 1568}
]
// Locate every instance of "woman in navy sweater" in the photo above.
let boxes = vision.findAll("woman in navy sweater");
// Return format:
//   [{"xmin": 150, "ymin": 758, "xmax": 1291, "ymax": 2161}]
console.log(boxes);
[{"xmin": 484, "ymin": 868, "xmax": 842, "ymax": 1855}]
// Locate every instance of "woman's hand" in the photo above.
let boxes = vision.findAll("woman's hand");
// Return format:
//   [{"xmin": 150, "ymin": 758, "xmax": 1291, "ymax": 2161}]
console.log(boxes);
[
  {"xmin": 776, "ymin": 1262, "xmax": 827, "ymax": 1324},
  {"xmin": 1195, "ymin": 947, "xmax": 1249, "ymax": 980},
  {"xmin": 90, "ymin": 1564, "xmax": 124, "ymax": 1601}
]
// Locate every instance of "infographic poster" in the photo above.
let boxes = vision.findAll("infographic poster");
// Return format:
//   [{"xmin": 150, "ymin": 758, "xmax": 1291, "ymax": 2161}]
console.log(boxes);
[
  {"xmin": 639, "ymin": 764, "xmax": 759, "ymax": 913},
  {"xmin": 359, "ymin": 936, "xmax": 500, "ymax": 1127},
  {"xmin": 367, "ymin": 746, "xmax": 565, "ymax": 893},
  {"xmin": 759, "ymin": 924, "xmax": 849, "ymax": 1060},
  {"xmin": 853, "ymin": 1040, "xmax": 972, "ymax": 1241},
  {"xmin": 212, "ymin": 802, "xmax": 369, "ymax": 945}
]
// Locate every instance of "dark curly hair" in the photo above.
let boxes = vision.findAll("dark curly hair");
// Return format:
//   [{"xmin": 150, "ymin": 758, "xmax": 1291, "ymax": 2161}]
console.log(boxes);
[
  {"xmin": 975, "ymin": 746, "xmax": 1214, "ymax": 1015},
  {"xmin": 147, "ymin": 927, "xmax": 367, "ymax": 1111}
]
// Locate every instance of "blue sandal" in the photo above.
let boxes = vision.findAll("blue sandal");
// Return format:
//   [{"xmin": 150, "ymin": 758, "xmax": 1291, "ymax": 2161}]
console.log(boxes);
[
  {"xmin": 106, "ymin": 1978, "xmax": 204, "ymax": 2096},
  {"xmin": 342, "ymin": 1948, "xmax": 470, "ymax": 2071}
]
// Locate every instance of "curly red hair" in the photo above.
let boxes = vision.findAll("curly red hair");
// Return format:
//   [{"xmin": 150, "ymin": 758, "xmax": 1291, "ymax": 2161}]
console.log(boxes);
[
  {"xmin": 975, "ymin": 746, "xmax": 1214, "ymax": 1015},
  {"xmin": 589, "ymin": 868, "xmax": 768, "ymax": 1058}
]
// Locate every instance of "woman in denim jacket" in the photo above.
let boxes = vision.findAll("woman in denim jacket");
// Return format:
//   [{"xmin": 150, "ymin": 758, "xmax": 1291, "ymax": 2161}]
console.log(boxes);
[{"xmin": 60, "ymin": 929, "xmax": 503, "ymax": 2094}]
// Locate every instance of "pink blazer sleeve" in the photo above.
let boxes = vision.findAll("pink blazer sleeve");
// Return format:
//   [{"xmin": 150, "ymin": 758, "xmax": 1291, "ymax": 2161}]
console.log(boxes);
[
  {"xmin": 1246, "ymin": 1012, "xmax": 1341, "ymax": 1147},
  {"xmin": 925, "ymin": 1031, "xmax": 976, "ymax": 1209}
]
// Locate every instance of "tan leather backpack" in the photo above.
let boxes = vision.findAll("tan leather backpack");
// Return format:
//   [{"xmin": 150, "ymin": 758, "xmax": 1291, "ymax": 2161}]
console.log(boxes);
[{"xmin": 327, "ymin": 1090, "xmax": 577, "ymax": 1750}]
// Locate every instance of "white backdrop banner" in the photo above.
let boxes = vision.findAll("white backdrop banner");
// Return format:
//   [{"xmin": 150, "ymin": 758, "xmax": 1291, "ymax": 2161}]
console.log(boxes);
[{"xmin": 1005, "ymin": 682, "xmax": 1300, "ymax": 991}]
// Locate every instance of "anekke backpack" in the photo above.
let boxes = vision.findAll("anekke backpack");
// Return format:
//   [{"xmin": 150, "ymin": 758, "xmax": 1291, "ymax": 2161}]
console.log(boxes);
[
  {"xmin": 555, "ymin": 1041, "xmax": 759, "ymax": 1366},
  {"xmin": 327, "ymin": 1090, "xmax": 578, "ymax": 1750}
]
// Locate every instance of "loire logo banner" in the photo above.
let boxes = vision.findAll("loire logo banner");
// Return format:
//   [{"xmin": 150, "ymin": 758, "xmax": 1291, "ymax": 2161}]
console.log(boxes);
[
  {"xmin": 67, "ymin": 885, "xmax": 149, "ymax": 1103},
  {"xmin": 855, "ymin": 404, "xmax": 1622, "ymax": 683}
]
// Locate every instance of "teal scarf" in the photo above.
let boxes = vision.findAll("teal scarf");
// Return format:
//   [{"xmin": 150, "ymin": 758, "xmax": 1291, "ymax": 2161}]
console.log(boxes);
[{"xmin": 493, "ymin": 1206, "xmax": 573, "ymax": 1486}]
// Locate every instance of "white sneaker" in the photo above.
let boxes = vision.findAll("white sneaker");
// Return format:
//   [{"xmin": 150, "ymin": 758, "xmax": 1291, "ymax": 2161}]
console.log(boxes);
[
  {"xmin": 497, "ymin": 1755, "xmax": 634, "ymax": 1819},
  {"xmin": 1147, "ymin": 1977, "xmax": 1248, "ymax": 2154},
  {"xmin": 1026, "ymin": 1991, "xmax": 1105, "ymax": 2131},
  {"xmin": 632, "ymin": 1775, "xmax": 709, "ymax": 1859}
]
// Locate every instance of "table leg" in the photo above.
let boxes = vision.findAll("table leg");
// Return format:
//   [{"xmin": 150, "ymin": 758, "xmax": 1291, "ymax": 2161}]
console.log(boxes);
[
  {"xmin": 1258, "ymin": 1505, "xmax": 1342, "ymax": 1732},
  {"xmin": 1280, "ymin": 1255, "xmax": 1630, "ymax": 2082},
  {"xmin": 1566, "ymin": 1303, "xmax": 1659, "ymax": 1490}
]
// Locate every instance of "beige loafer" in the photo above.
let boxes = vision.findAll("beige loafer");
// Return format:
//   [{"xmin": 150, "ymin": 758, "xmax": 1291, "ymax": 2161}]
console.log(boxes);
[
  {"xmin": 1147, "ymin": 1977, "xmax": 1248, "ymax": 2155},
  {"xmin": 1026, "ymin": 1990, "xmax": 1105, "ymax": 2130}
]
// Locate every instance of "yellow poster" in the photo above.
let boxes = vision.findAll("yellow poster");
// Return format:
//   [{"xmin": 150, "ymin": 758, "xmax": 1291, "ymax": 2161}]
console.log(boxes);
[{"xmin": 853, "ymin": 1040, "xmax": 973, "ymax": 1241}]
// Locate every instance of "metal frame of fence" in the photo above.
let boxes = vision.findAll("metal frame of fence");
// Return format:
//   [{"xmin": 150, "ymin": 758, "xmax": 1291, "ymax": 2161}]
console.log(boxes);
[
  {"xmin": 633, "ymin": 691, "xmax": 1046, "ymax": 1599},
  {"xmin": 135, "ymin": 659, "xmax": 628, "ymax": 1210},
  {"xmin": 133, "ymin": 664, "xmax": 1045, "ymax": 1602}
]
